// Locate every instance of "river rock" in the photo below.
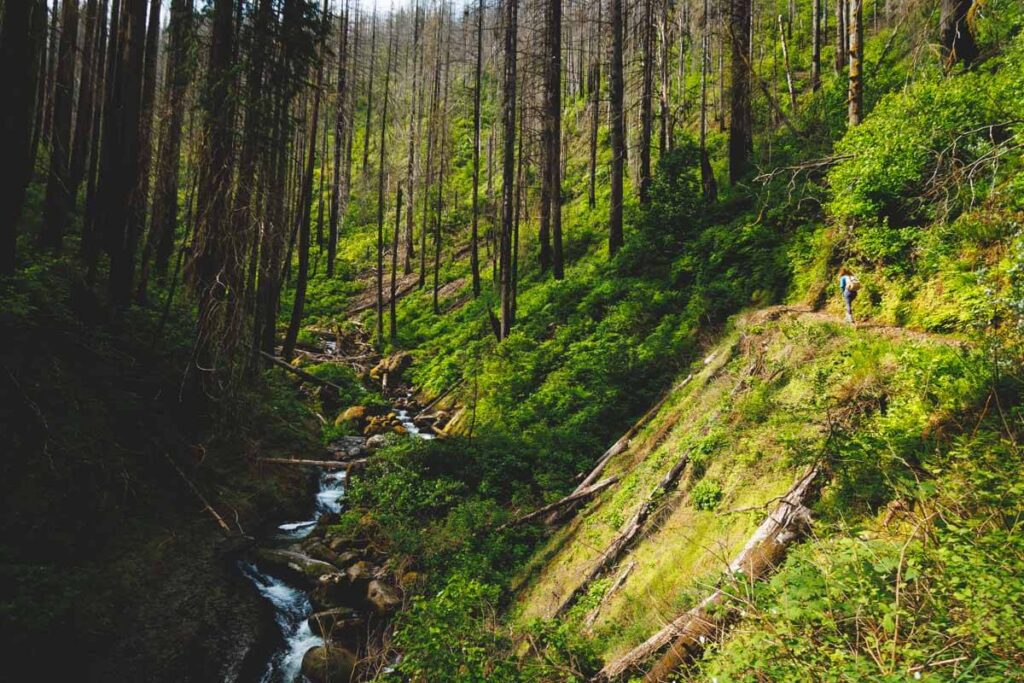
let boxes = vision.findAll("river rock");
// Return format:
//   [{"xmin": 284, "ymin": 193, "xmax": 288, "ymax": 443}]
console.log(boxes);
[
  {"xmin": 256, "ymin": 549, "xmax": 342, "ymax": 588},
  {"xmin": 366, "ymin": 579, "xmax": 402, "ymax": 614},
  {"xmin": 307, "ymin": 607, "xmax": 365, "ymax": 640},
  {"xmin": 328, "ymin": 436, "xmax": 368, "ymax": 460},
  {"xmin": 301, "ymin": 541, "xmax": 341, "ymax": 568},
  {"xmin": 365, "ymin": 434, "xmax": 390, "ymax": 450},
  {"xmin": 300, "ymin": 645, "xmax": 356, "ymax": 683},
  {"xmin": 334, "ymin": 406, "xmax": 369, "ymax": 429},
  {"xmin": 310, "ymin": 573, "xmax": 363, "ymax": 611},
  {"xmin": 345, "ymin": 560, "xmax": 378, "ymax": 588},
  {"xmin": 369, "ymin": 352, "xmax": 413, "ymax": 383}
]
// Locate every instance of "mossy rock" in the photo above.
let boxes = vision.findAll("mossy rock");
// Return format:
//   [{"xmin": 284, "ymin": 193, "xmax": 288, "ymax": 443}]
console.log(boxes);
[{"xmin": 300, "ymin": 645, "xmax": 356, "ymax": 683}]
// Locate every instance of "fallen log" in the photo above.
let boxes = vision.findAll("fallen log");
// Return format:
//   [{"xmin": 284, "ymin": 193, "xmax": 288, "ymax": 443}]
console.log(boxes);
[
  {"xmin": 413, "ymin": 379, "xmax": 465, "ymax": 420},
  {"xmin": 546, "ymin": 371, "xmax": 699, "ymax": 526},
  {"xmin": 259, "ymin": 351, "xmax": 346, "ymax": 394},
  {"xmin": 257, "ymin": 457, "xmax": 350, "ymax": 470},
  {"xmin": 498, "ymin": 476, "xmax": 621, "ymax": 531},
  {"xmin": 554, "ymin": 449, "xmax": 691, "ymax": 618},
  {"xmin": 583, "ymin": 560, "xmax": 637, "ymax": 630},
  {"xmin": 594, "ymin": 465, "xmax": 822, "ymax": 682}
]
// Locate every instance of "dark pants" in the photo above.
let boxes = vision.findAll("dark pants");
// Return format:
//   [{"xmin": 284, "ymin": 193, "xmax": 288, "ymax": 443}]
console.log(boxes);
[{"xmin": 843, "ymin": 289, "xmax": 857, "ymax": 322}]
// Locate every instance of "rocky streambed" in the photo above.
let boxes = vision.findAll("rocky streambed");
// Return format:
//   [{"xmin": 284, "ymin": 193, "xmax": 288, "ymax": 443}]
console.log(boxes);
[{"xmin": 241, "ymin": 379, "xmax": 440, "ymax": 682}]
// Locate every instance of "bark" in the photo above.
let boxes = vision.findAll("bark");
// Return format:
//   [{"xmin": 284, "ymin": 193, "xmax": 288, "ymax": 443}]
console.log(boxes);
[
  {"xmin": 390, "ymin": 186, "xmax": 402, "ymax": 342},
  {"xmin": 939, "ymin": 0, "xmax": 978, "ymax": 68},
  {"xmin": 834, "ymin": 0, "xmax": 846, "ymax": 74},
  {"xmin": 374, "ymin": 17, "xmax": 395, "ymax": 349},
  {"xmin": 699, "ymin": 0, "xmax": 717, "ymax": 202},
  {"xmin": 432, "ymin": 23, "xmax": 451, "ymax": 316},
  {"xmin": 403, "ymin": 1, "xmax": 421, "ymax": 276},
  {"xmin": 499, "ymin": 0, "xmax": 517, "ymax": 338},
  {"xmin": 282, "ymin": 0, "xmax": 328, "ymax": 361},
  {"xmin": 0, "ymin": 0, "xmax": 47, "ymax": 273},
  {"xmin": 328, "ymin": 2, "xmax": 350, "ymax": 279},
  {"xmin": 499, "ymin": 476, "xmax": 621, "ymax": 530},
  {"xmin": 594, "ymin": 465, "xmax": 822, "ymax": 682},
  {"xmin": 257, "ymin": 458, "xmax": 351, "ymax": 470},
  {"xmin": 102, "ymin": 0, "xmax": 148, "ymax": 305},
  {"xmin": 40, "ymin": 0, "xmax": 79, "ymax": 252},
  {"xmin": 131, "ymin": 0, "xmax": 163, "ymax": 300},
  {"xmin": 81, "ymin": 0, "xmax": 109, "ymax": 279},
  {"xmin": 420, "ymin": 14, "xmax": 443, "ymax": 290},
  {"xmin": 69, "ymin": 0, "xmax": 100, "ymax": 221},
  {"xmin": 588, "ymin": 0, "xmax": 601, "ymax": 208},
  {"xmin": 361, "ymin": 10, "xmax": 377, "ymax": 175},
  {"xmin": 470, "ymin": 0, "xmax": 483, "ymax": 296},
  {"xmin": 778, "ymin": 14, "xmax": 796, "ymax": 111},
  {"xmin": 638, "ymin": 0, "xmax": 654, "ymax": 203},
  {"xmin": 728, "ymin": 0, "xmax": 753, "ymax": 184},
  {"xmin": 848, "ymin": 0, "xmax": 863, "ymax": 125},
  {"xmin": 608, "ymin": 0, "xmax": 624, "ymax": 256},
  {"xmin": 258, "ymin": 351, "xmax": 348, "ymax": 393},
  {"xmin": 811, "ymin": 0, "xmax": 822, "ymax": 90}
]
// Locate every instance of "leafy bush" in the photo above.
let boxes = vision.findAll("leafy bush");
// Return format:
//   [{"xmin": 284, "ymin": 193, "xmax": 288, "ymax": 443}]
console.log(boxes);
[{"xmin": 691, "ymin": 479, "xmax": 723, "ymax": 511}]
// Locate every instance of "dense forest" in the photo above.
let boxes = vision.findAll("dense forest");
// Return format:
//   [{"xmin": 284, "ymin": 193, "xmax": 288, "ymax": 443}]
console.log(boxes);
[{"xmin": 2, "ymin": 0, "xmax": 1023, "ymax": 679}]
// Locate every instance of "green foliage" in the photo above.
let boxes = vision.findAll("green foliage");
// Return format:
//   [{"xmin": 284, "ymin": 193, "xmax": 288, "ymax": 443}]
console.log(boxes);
[{"xmin": 690, "ymin": 479, "xmax": 723, "ymax": 512}]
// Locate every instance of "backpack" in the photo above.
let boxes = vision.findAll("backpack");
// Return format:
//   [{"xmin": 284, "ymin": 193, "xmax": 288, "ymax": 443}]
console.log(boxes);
[{"xmin": 845, "ymin": 275, "xmax": 861, "ymax": 293}]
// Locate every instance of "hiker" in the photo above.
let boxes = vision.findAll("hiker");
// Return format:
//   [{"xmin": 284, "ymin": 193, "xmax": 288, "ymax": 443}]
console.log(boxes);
[{"xmin": 838, "ymin": 267, "xmax": 860, "ymax": 324}]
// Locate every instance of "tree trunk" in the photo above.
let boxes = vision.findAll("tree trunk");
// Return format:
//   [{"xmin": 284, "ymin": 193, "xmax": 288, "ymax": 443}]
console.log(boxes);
[
  {"xmin": 420, "ymin": 12, "xmax": 443, "ymax": 290},
  {"xmin": 728, "ymin": 0, "xmax": 752, "ymax": 184},
  {"xmin": 130, "ymin": 0, "xmax": 162, "ymax": 300},
  {"xmin": 939, "ymin": 0, "xmax": 978, "ymax": 68},
  {"xmin": 328, "ymin": 2, "xmax": 350, "ymax": 279},
  {"xmin": 778, "ymin": 14, "xmax": 796, "ymax": 111},
  {"xmin": 699, "ymin": 0, "xmax": 717, "ymax": 202},
  {"xmin": 103, "ymin": 0, "xmax": 148, "ymax": 306},
  {"xmin": 146, "ymin": 0, "xmax": 194, "ymax": 280},
  {"xmin": 390, "ymin": 185, "xmax": 402, "ymax": 342},
  {"xmin": 638, "ymin": 0, "xmax": 654, "ymax": 203},
  {"xmin": 470, "ymin": 0, "xmax": 483, "ymax": 296},
  {"xmin": 847, "ymin": 0, "xmax": 863, "ymax": 125},
  {"xmin": 374, "ymin": 16, "xmax": 396, "ymax": 348},
  {"xmin": 40, "ymin": 0, "xmax": 79, "ymax": 252},
  {"xmin": 283, "ymin": 0, "xmax": 328, "ymax": 361},
  {"xmin": 403, "ymin": 1, "xmax": 421, "ymax": 276},
  {"xmin": 499, "ymin": 0, "xmax": 518, "ymax": 338},
  {"xmin": 0, "ymin": 0, "xmax": 47, "ymax": 274},
  {"xmin": 588, "ymin": 0, "xmax": 601, "ymax": 209},
  {"xmin": 608, "ymin": 0, "xmax": 624, "ymax": 257},
  {"xmin": 834, "ymin": 0, "xmax": 846, "ymax": 74},
  {"xmin": 361, "ymin": 10, "xmax": 377, "ymax": 175},
  {"xmin": 432, "ymin": 17, "xmax": 451, "ymax": 316}
]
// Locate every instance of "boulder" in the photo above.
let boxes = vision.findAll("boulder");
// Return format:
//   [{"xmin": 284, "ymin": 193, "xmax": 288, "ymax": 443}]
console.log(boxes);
[
  {"xmin": 370, "ymin": 352, "xmax": 413, "ymax": 383},
  {"xmin": 392, "ymin": 424, "xmax": 408, "ymax": 435},
  {"xmin": 300, "ymin": 645, "xmax": 356, "ymax": 683},
  {"xmin": 328, "ymin": 436, "xmax": 368, "ymax": 460},
  {"xmin": 334, "ymin": 405, "xmax": 369, "ymax": 429},
  {"xmin": 365, "ymin": 579, "xmax": 402, "ymax": 614},
  {"xmin": 365, "ymin": 434, "xmax": 389, "ymax": 450},
  {"xmin": 310, "ymin": 573, "xmax": 363, "ymax": 611},
  {"xmin": 345, "ymin": 560, "xmax": 378, "ymax": 588},
  {"xmin": 307, "ymin": 607, "xmax": 365, "ymax": 640}
]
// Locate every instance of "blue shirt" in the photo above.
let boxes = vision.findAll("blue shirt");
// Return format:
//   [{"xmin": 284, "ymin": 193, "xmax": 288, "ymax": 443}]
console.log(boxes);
[{"xmin": 839, "ymin": 275, "xmax": 849, "ymax": 292}]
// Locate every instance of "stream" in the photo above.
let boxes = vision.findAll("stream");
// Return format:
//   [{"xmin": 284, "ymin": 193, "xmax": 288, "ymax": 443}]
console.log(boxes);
[{"xmin": 240, "ymin": 403, "xmax": 431, "ymax": 682}]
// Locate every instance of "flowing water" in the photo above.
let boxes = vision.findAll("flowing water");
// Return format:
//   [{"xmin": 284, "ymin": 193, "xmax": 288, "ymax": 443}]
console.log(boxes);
[{"xmin": 241, "ymin": 407, "xmax": 429, "ymax": 682}]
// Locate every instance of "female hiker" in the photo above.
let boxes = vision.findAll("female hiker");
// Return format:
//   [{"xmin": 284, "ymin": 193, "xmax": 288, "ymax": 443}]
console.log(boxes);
[{"xmin": 838, "ymin": 267, "xmax": 860, "ymax": 324}]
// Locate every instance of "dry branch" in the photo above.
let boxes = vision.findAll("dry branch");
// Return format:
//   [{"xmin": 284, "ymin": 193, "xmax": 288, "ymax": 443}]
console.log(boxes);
[
  {"xmin": 259, "ymin": 350, "xmax": 346, "ymax": 393},
  {"xmin": 499, "ymin": 476, "xmax": 621, "ymax": 531},
  {"xmin": 554, "ymin": 449, "xmax": 691, "ymax": 618},
  {"xmin": 583, "ymin": 560, "xmax": 637, "ymax": 630},
  {"xmin": 594, "ymin": 465, "xmax": 822, "ymax": 682}
]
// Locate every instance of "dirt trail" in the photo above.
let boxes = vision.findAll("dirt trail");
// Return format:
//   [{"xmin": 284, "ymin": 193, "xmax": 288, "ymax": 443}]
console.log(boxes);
[{"xmin": 745, "ymin": 305, "xmax": 968, "ymax": 347}]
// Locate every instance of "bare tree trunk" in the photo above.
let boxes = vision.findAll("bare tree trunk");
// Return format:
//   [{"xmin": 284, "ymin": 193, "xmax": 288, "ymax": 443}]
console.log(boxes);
[
  {"xmin": 390, "ymin": 185, "xmax": 402, "ymax": 342},
  {"xmin": 361, "ymin": 8, "xmax": 377, "ymax": 175},
  {"xmin": 499, "ymin": 0, "xmax": 518, "ymax": 338},
  {"xmin": 608, "ymin": 0, "xmax": 624, "ymax": 256},
  {"xmin": 420, "ymin": 12, "xmax": 442, "ymax": 289},
  {"xmin": 432, "ymin": 16, "xmax": 451, "ymax": 316},
  {"xmin": 130, "ymin": 0, "xmax": 162, "ymax": 300},
  {"xmin": 374, "ymin": 16, "xmax": 395, "ymax": 349},
  {"xmin": 103, "ymin": 0, "xmax": 148, "ymax": 306},
  {"xmin": 403, "ymin": 1, "xmax": 421, "ymax": 276},
  {"xmin": 470, "ymin": 0, "xmax": 483, "ymax": 295},
  {"xmin": 588, "ymin": 0, "xmax": 601, "ymax": 208},
  {"xmin": 638, "ymin": 0, "xmax": 653, "ymax": 203},
  {"xmin": 0, "ymin": 0, "xmax": 47, "ymax": 274},
  {"xmin": 699, "ymin": 0, "xmax": 717, "ymax": 201},
  {"xmin": 327, "ymin": 2, "xmax": 349, "ymax": 278},
  {"xmin": 847, "ymin": 0, "xmax": 862, "ymax": 125},
  {"xmin": 728, "ymin": 0, "xmax": 752, "ymax": 184},
  {"xmin": 811, "ymin": 0, "xmax": 821, "ymax": 90},
  {"xmin": 40, "ymin": 0, "xmax": 79, "ymax": 252},
  {"xmin": 834, "ymin": 0, "xmax": 846, "ymax": 74},
  {"xmin": 283, "ymin": 0, "xmax": 329, "ymax": 361},
  {"xmin": 549, "ymin": 0, "xmax": 564, "ymax": 278},
  {"xmin": 778, "ymin": 14, "xmax": 796, "ymax": 111}
]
